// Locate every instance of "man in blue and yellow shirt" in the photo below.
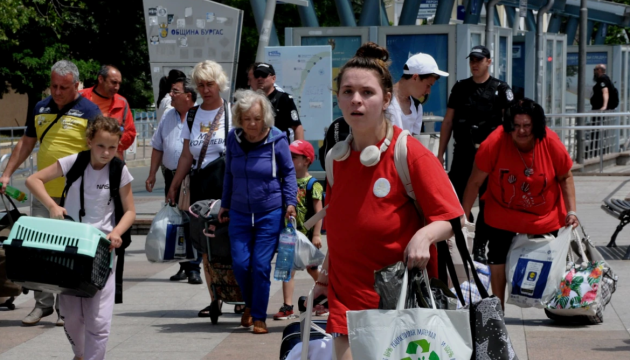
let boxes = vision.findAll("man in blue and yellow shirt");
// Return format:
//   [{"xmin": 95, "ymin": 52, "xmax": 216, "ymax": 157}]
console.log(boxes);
[{"xmin": 0, "ymin": 60, "xmax": 100, "ymax": 326}]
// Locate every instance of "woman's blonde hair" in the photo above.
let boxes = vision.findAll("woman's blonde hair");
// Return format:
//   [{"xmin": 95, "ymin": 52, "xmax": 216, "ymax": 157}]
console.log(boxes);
[
  {"xmin": 86, "ymin": 115, "xmax": 122, "ymax": 140},
  {"xmin": 191, "ymin": 60, "xmax": 229, "ymax": 92},
  {"xmin": 231, "ymin": 89, "xmax": 275, "ymax": 129}
]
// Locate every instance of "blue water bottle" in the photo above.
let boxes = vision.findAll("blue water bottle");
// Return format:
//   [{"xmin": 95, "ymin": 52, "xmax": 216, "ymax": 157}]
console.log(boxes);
[{"xmin": 274, "ymin": 217, "xmax": 297, "ymax": 282}]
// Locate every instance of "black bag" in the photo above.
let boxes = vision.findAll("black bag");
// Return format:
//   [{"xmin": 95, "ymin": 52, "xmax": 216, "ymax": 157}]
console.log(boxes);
[
  {"xmin": 608, "ymin": 86, "xmax": 619, "ymax": 109},
  {"xmin": 186, "ymin": 100, "xmax": 230, "ymax": 203},
  {"xmin": 448, "ymin": 218, "xmax": 519, "ymax": 360},
  {"xmin": 0, "ymin": 194, "xmax": 23, "ymax": 297}
]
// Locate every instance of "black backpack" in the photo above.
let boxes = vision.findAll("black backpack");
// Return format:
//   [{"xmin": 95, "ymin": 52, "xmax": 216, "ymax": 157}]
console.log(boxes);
[
  {"xmin": 59, "ymin": 150, "xmax": 130, "ymax": 303},
  {"xmin": 608, "ymin": 86, "xmax": 619, "ymax": 110}
]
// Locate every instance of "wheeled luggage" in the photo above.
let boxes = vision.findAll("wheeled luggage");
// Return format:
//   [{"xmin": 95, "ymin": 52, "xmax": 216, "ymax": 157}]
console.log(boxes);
[
  {"xmin": 189, "ymin": 199, "xmax": 244, "ymax": 324},
  {"xmin": 3, "ymin": 216, "xmax": 113, "ymax": 297}
]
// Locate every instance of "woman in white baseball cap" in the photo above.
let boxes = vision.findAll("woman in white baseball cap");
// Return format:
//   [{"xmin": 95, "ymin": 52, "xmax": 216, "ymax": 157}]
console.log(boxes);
[{"xmin": 390, "ymin": 53, "xmax": 448, "ymax": 135}]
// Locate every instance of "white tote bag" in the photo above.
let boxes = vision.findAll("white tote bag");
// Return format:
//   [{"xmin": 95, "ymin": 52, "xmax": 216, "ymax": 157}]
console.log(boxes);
[
  {"xmin": 347, "ymin": 269, "xmax": 473, "ymax": 360},
  {"xmin": 506, "ymin": 226, "xmax": 572, "ymax": 308},
  {"xmin": 285, "ymin": 285, "xmax": 334, "ymax": 360},
  {"xmin": 145, "ymin": 204, "xmax": 197, "ymax": 262}
]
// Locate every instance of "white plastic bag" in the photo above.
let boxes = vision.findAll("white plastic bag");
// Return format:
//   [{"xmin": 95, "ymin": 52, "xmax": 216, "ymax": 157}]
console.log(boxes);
[
  {"xmin": 347, "ymin": 269, "xmax": 473, "ymax": 360},
  {"xmin": 145, "ymin": 204, "xmax": 197, "ymax": 262},
  {"xmin": 293, "ymin": 231, "xmax": 325, "ymax": 271},
  {"xmin": 506, "ymin": 226, "xmax": 572, "ymax": 308}
]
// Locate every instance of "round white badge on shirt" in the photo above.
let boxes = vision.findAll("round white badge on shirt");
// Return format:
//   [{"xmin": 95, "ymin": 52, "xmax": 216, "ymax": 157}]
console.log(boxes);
[{"xmin": 373, "ymin": 178, "xmax": 391, "ymax": 198}]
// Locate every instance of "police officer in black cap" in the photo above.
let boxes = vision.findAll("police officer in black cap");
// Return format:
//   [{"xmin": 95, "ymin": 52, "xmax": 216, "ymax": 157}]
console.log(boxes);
[
  {"xmin": 437, "ymin": 45, "xmax": 514, "ymax": 263},
  {"xmin": 252, "ymin": 62, "xmax": 304, "ymax": 140}
]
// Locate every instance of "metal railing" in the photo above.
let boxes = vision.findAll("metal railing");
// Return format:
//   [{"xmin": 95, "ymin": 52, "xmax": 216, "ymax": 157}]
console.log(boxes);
[{"xmin": 547, "ymin": 111, "xmax": 630, "ymax": 172}]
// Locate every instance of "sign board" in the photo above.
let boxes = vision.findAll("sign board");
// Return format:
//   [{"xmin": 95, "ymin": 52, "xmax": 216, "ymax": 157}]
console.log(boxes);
[
  {"xmin": 264, "ymin": 46, "xmax": 333, "ymax": 141},
  {"xmin": 417, "ymin": 0, "xmax": 438, "ymax": 19},
  {"xmin": 142, "ymin": 0, "xmax": 243, "ymax": 102}
]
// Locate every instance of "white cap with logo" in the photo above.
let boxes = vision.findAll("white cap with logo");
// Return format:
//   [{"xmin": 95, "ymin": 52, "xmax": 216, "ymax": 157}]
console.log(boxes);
[{"xmin": 403, "ymin": 53, "xmax": 449, "ymax": 77}]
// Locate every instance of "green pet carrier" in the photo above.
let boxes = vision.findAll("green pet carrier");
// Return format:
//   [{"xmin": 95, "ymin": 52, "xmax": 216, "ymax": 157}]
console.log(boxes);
[{"xmin": 3, "ymin": 216, "xmax": 114, "ymax": 297}]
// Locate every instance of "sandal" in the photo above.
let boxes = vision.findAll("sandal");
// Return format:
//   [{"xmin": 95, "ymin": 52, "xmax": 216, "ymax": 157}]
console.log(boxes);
[{"xmin": 234, "ymin": 304, "xmax": 246, "ymax": 314}]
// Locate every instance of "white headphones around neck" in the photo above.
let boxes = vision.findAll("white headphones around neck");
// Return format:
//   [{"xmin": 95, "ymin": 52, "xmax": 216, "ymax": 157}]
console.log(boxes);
[{"xmin": 330, "ymin": 121, "xmax": 394, "ymax": 167}]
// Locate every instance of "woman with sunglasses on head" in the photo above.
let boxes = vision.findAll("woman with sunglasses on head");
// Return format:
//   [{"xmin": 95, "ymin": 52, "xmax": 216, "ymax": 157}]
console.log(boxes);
[
  {"xmin": 462, "ymin": 98, "xmax": 579, "ymax": 310},
  {"xmin": 312, "ymin": 42, "xmax": 463, "ymax": 360}
]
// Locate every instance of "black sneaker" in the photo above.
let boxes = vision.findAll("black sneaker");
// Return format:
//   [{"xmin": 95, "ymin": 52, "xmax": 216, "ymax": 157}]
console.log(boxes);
[{"xmin": 273, "ymin": 304, "xmax": 294, "ymax": 320}]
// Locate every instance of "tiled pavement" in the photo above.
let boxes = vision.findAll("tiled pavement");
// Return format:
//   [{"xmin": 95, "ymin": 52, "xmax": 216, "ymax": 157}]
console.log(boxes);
[{"xmin": 1, "ymin": 176, "xmax": 630, "ymax": 359}]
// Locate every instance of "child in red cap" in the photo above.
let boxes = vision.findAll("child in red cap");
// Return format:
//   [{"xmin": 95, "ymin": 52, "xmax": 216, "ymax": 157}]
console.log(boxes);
[{"xmin": 273, "ymin": 140, "xmax": 325, "ymax": 320}]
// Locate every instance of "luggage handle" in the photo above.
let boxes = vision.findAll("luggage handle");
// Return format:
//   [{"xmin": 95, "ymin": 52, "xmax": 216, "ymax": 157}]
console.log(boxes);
[
  {"xmin": 571, "ymin": 227, "xmax": 589, "ymax": 269},
  {"xmin": 301, "ymin": 285, "xmax": 331, "ymax": 360}
]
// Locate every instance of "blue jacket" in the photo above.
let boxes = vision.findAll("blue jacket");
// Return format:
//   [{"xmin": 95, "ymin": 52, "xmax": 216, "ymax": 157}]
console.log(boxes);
[{"xmin": 222, "ymin": 126, "xmax": 297, "ymax": 214}]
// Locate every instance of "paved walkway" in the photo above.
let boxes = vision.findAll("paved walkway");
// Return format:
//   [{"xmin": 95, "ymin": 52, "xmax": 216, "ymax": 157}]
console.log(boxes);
[{"xmin": 1, "ymin": 175, "xmax": 630, "ymax": 359}]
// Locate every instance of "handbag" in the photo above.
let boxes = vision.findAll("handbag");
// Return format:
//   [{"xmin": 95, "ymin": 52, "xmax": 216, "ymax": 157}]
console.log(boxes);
[
  {"xmin": 544, "ymin": 223, "xmax": 618, "ymax": 324},
  {"xmin": 505, "ymin": 227, "xmax": 573, "ymax": 308},
  {"xmin": 189, "ymin": 100, "xmax": 229, "ymax": 202},
  {"xmin": 0, "ymin": 194, "xmax": 23, "ymax": 297},
  {"xmin": 347, "ymin": 267, "xmax": 473, "ymax": 360},
  {"xmin": 178, "ymin": 174, "xmax": 190, "ymax": 211},
  {"xmin": 447, "ymin": 217, "xmax": 519, "ymax": 360}
]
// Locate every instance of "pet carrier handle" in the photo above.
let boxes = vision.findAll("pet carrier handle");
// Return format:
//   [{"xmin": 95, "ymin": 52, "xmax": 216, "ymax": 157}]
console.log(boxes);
[
  {"xmin": 63, "ymin": 215, "xmax": 75, "ymax": 222},
  {"xmin": 301, "ymin": 285, "xmax": 331, "ymax": 360}
]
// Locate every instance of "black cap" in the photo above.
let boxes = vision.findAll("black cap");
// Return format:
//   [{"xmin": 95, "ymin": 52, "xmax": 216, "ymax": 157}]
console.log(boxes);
[
  {"xmin": 254, "ymin": 63, "xmax": 275, "ymax": 77},
  {"xmin": 466, "ymin": 45, "xmax": 491, "ymax": 59}
]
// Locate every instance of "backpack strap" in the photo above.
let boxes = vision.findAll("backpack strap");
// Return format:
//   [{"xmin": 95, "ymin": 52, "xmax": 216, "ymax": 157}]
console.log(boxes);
[
  {"xmin": 394, "ymin": 130, "xmax": 425, "ymax": 219},
  {"xmin": 186, "ymin": 105, "xmax": 200, "ymax": 133},
  {"xmin": 121, "ymin": 98, "xmax": 129, "ymax": 130},
  {"xmin": 305, "ymin": 176, "xmax": 318, "ymax": 221},
  {"xmin": 109, "ymin": 156, "xmax": 130, "ymax": 304},
  {"xmin": 59, "ymin": 151, "xmax": 92, "ymax": 221}
]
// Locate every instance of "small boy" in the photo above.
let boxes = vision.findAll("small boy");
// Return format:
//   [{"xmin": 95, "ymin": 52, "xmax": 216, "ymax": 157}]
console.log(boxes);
[{"xmin": 273, "ymin": 140, "xmax": 325, "ymax": 320}]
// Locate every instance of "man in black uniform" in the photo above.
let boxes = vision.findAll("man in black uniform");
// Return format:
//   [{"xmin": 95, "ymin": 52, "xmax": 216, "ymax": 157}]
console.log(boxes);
[
  {"xmin": 252, "ymin": 63, "xmax": 304, "ymax": 140},
  {"xmin": 437, "ymin": 45, "xmax": 514, "ymax": 263},
  {"xmin": 588, "ymin": 64, "xmax": 618, "ymax": 158}
]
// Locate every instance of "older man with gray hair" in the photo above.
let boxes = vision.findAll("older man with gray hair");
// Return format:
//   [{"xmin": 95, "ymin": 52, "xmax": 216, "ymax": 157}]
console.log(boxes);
[{"xmin": 0, "ymin": 60, "xmax": 101, "ymax": 326}]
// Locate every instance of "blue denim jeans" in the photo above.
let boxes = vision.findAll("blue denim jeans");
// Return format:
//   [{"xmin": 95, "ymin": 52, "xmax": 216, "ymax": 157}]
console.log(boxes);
[{"xmin": 229, "ymin": 208, "xmax": 283, "ymax": 322}]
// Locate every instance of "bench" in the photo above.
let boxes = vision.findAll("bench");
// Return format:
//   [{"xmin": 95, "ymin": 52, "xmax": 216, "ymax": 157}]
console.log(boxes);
[{"xmin": 601, "ymin": 199, "xmax": 630, "ymax": 259}]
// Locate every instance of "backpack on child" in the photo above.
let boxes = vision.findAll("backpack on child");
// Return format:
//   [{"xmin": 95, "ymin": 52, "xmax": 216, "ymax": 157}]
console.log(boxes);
[{"xmin": 59, "ymin": 150, "xmax": 131, "ymax": 304}]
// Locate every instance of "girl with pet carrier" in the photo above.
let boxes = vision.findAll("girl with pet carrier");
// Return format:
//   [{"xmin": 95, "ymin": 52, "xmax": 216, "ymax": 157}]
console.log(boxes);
[{"xmin": 26, "ymin": 116, "xmax": 136, "ymax": 360}]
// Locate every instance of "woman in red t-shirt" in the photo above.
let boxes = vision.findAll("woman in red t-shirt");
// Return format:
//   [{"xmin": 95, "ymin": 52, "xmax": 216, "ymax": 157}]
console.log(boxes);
[
  {"xmin": 312, "ymin": 42, "xmax": 463, "ymax": 360},
  {"xmin": 462, "ymin": 98, "xmax": 579, "ymax": 309}
]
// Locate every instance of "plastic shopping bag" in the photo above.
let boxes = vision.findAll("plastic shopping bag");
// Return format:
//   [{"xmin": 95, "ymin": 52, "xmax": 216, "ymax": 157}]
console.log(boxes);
[
  {"xmin": 348, "ymin": 269, "xmax": 473, "ymax": 360},
  {"xmin": 506, "ymin": 226, "xmax": 572, "ymax": 308},
  {"xmin": 293, "ymin": 231, "xmax": 325, "ymax": 271},
  {"xmin": 145, "ymin": 204, "xmax": 197, "ymax": 262}
]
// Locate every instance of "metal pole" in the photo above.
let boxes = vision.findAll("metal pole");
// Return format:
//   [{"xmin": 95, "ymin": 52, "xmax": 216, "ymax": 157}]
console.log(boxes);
[
  {"xmin": 565, "ymin": 16, "xmax": 579, "ymax": 45},
  {"xmin": 577, "ymin": 0, "xmax": 588, "ymax": 165},
  {"xmin": 250, "ymin": 0, "xmax": 280, "ymax": 47},
  {"xmin": 512, "ymin": 8, "xmax": 520, "ymax": 35},
  {"xmin": 535, "ymin": 0, "xmax": 554, "ymax": 105},
  {"xmin": 398, "ymin": 0, "xmax": 421, "ymax": 26},
  {"xmin": 358, "ymin": 0, "xmax": 380, "ymax": 26},
  {"xmin": 255, "ymin": 0, "xmax": 277, "ymax": 62},
  {"xmin": 464, "ymin": 0, "xmax": 483, "ymax": 24},
  {"xmin": 334, "ymin": 0, "xmax": 356, "ymax": 27},
  {"xmin": 434, "ymin": 0, "xmax": 456, "ymax": 25},
  {"xmin": 485, "ymin": 0, "xmax": 500, "ymax": 77},
  {"xmin": 297, "ymin": 1, "xmax": 319, "ymax": 27}
]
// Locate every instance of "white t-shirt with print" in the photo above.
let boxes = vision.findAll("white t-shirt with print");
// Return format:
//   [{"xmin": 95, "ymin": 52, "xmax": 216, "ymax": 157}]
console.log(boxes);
[
  {"xmin": 180, "ymin": 103, "xmax": 231, "ymax": 169},
  {"xmin": 58, "ymin": 154, "xmax": 134, "ymax": 234},
  {"xmin": 388, "ymin": 95, "xmax": 423, "ymax": 135}
]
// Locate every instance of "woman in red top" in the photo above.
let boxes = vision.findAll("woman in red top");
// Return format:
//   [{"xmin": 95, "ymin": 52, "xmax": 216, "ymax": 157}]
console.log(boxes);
[
  {"xmin": 312, "ymin": 42, "xmax": 463, "ymax": 360},
  {"xmin": 462, "ymin": 98, "xmax": 579, "ymax": 309}
]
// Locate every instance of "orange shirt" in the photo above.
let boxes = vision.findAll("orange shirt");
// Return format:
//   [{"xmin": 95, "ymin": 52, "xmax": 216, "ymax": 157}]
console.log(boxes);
[
  {"xmin": 89, "ymin": 92, "xmax": 113, "ymax": 117},
  {"xmin": 325, "ymin": 126, "xmax": 463, "ymax": 335},
  {"xmin": 476, "ymin": 127, "xmax": 573, "ymax": 234}
]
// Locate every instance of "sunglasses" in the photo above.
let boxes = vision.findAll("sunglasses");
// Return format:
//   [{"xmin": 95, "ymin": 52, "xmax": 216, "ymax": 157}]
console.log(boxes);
[{"xmin": 253, "ymin": 71, "xmax": 270, "ymax": 79}]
